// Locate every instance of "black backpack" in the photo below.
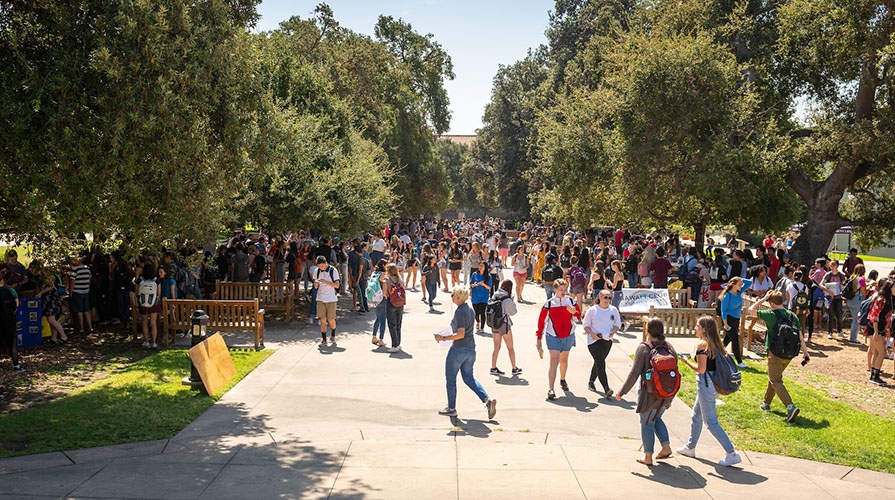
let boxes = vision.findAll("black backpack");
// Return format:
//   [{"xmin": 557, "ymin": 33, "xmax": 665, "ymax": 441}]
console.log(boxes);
[
  {"xmin": 0, "ymin": 287, "xmax": 18, "ymax": 323},
  {"xmin": 858, "ymin": 295, "xmax": 875, "ymax": 327},
  {"xmin": 840, "ymin": 276, "xmax": 857, "ymax": 300},
  {"xmin": 790, "ymin": 283, "xmax": 810, "ymax": 314},
  {"xmin": 769, "ymin": 309, "xmax": 802, "ymax": 359},
  {"xmin": 485, "ymin": 296, "xmax": 505, "ymax": 329},
  {"xmin": 542, "ymin": 263, "xmax": 559, "ymax": 283}
]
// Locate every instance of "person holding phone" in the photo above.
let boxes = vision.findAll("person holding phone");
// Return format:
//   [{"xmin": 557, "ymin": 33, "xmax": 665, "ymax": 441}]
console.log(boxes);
[
  {"xmin": 582, "ymin": 289, "xmax": 620, "ymax": 398},
  {"xmin": 749, "ymin": 290, "xmax": 809, "ymax": 423},
  {"xmin": 676, "ymin": 316, "xmax": 742, "ymax": 466}
]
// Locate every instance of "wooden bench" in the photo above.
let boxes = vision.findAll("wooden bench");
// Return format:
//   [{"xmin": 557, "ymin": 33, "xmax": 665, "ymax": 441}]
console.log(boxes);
[
  {"xmin": 741, "ymin": 296, "xmax": 771, "ymax": 354},
  {"xmin": 667, "ymin": 288, "xmax": 695, "ymax": 308},
  {"xmin": 641, "ymin": 306, "xmax": 718, "ymax": 341},
  {"xmin": 161, "ymin": 298, "xmax": 266, "ymax": 350},
  {"xmin": 212, "ymin": 281, "xmax": 294, "ymax": 323}
]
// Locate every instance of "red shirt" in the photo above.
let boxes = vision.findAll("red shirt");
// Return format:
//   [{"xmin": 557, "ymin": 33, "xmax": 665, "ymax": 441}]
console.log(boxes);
[
  {"xmin": 536, "ymin": 296, "xmax": 581, "ymax": 339},
  {"xmin": 615, "ymin": 230, "xmax": 625, "ymax": 247},
  {"xmin": 649, "ymin": 258, "xmax": 673, "ymax": 287}
]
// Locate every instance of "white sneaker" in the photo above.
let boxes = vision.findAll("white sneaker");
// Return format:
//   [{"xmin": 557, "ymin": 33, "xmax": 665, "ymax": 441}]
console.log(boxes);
[
  {"xmin": 388, "ymin": 346, "xmax": 400, "ymax": 353},
  {"xmin": 719, "ymin": 451, "xmax": 742, "ymax": 467},
  {"xmin": 141, "ymin": 341, "xmax": 150, "ymax": 349},
  {"xmin": 676, "ymin": 446, "xmax": 696, "ymax": 458},
  {"xmin": 737, "ymin": 362, "xmax": 747, "ymax": 368},
  {"xmin": 151, "ymin": 343, "xmax": 158, "ymax": 349},
  {"xmin": 307, "ymin": 318, "xmax": 314, "ymax": 325}
]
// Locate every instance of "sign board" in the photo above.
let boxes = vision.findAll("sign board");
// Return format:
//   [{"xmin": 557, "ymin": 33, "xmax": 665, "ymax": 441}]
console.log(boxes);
[
  {"xmin": 188, "ymin": 333, "xmax": 237, "ymax": 395},
  {"xmin": 618, "ymin": 288, "xmax": 672, "ymax": 314}
]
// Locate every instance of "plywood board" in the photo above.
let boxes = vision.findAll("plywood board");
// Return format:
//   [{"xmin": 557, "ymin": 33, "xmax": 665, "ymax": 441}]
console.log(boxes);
[{"xmin": 188, "ymin": 333, "xmax": 237, "ymax": 395}]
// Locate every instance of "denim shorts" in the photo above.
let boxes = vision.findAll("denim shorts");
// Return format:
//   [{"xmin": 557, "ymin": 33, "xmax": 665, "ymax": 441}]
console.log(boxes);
[{"xmin": 545, "ymin": 334, "xmax": 576, "ymax": 352}]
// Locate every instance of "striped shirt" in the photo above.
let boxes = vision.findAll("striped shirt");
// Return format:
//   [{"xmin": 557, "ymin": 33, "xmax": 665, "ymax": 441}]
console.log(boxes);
[{"xmin": 72, "ymin": 265, "xmax": 91, "ymax": 295}]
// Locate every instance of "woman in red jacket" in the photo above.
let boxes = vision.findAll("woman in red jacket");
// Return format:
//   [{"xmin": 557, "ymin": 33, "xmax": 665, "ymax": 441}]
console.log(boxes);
[{"xmin": 536, "ymin": 278, "xmax": 582, "ymax": 400}]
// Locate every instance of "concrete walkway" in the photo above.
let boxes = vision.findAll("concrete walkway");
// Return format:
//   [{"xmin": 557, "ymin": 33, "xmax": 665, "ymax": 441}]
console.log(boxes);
[{"xmin": 1, "ymin": 283, "xmax": 892, "ymax": 499}]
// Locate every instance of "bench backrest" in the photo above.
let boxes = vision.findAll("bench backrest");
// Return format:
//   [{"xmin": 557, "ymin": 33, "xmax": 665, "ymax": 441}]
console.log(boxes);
[
  {"xmin": 667, "ymin": 288, "xmax": 692, "ymax": 308},
  {"xmin": 646, "ymin": 306, "xmax": 717, "ymax": 336},
  {"xmin": 162, "ymin": 298, "xmax": 260, "ymax": 328},
  {"xmin": 214, "ymin": 281, "xmax": 293, "ymax": 306}
]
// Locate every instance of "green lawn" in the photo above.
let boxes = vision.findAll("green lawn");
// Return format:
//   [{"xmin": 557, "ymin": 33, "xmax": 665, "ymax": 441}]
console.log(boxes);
[
  {"xmin": 677, "ymin": 361, "xmax": 895, "ymax": 473},
  {"xmin": 0, "ymin": 349, "xmax": 272, "ymax": 458},
  {"xmin": 828, "ymin": 251, "xmax": 895, "ymax": 263}
]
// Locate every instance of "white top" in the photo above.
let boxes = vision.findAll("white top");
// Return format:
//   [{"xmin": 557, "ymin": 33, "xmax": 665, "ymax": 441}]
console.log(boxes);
[
  {"xmin": 785, "ymin": 280, "xmax": 806, "ymax": 308},
  {"xmin": 371, "ymin": 239, "xmax": 386, "ymax": 252},
  {"xmin": 582, "ymin": 304, "xmax": 621, "ymax": 346},
  {"xmin": 314, "ymin": 266, "xmax": 341, "ymax": 303},
  {"xmin": 399, "ymin": 234, "xmax": 412, "ymax": 245}
]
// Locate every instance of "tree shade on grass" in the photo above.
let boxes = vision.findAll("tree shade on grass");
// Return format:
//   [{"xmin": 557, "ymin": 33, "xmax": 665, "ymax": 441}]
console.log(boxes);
[{"xmin": 0, "ymin": 349, "xmax": 272, "ymax": 459}]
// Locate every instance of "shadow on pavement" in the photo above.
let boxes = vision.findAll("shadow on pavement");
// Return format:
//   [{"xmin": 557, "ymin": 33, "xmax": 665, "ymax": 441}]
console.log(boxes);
[
  {"xmin": 389, "ymin": 350, "xmax": 413, "ymax": 359},
  {"xmin": 450, "ymin": 417, "xmax": 493, "ymax": 438},
  {"xmin": 547, "ymin": 391, "xmax": 598, "ymax": 412},
  {"xmin": 495, "ymin": 375, "xmax": 530, "ymax": 386}
]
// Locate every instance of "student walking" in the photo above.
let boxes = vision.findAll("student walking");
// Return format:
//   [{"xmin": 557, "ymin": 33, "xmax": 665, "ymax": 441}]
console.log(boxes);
[
  {"xmin": 536, "ymin": 278, "xmax": 581, "ymax": 400},
  {"xmin": 313, "ymin": 256, "xmax": 341, "ymax": 346},
  {"xmin": 582, "ymin": 290, "xmax": 620, "ymax": 398},
  {"xmin": 749, "ymin": 291, "xmax": 810, "ymax": 422},
  {"xmin": 435, "ymin": 285, "xmax": 497, "ymax": 420},
  {"xmin": 676, "ymin": 316, "xmax": 742, "ymax": 466},
  {"xmin": 489, "ymin": 280, "xmax": 520, "ymax": 376},
  {"xmin": 383, "ymin": 263, "xmax": 405, "ymax": 353},
  {"xmin": 719, "ymin": 276, "xmax": 752, "ymax": 368},
  {"xmin": 616, "ymin": 317, "xmax": 675, "ymax": 466}
]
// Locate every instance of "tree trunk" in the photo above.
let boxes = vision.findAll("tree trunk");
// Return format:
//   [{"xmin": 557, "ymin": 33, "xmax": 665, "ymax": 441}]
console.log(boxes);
[
  {"xmin": 693, "ymin": 218, "xmax": 707, "ymax": 254},
  {"xmin": 788, "ymin": 190, "xmax": 850, "ymax": 266}
]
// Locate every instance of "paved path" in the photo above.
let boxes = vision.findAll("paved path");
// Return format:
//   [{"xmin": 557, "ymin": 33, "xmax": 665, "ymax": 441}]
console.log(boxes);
[{"xmin": 1, "ymin": 283, "xmax": 893, "ymax": 499}]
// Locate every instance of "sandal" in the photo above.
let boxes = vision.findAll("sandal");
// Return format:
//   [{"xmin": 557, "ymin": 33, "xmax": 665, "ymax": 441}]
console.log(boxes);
[
  {"xmin": 655, "ymin": 451, "xmax": 673, "ymax": 460},
  {"xmin": 636, "ymin": 459, "xmax": 655, "ymax": 466}
]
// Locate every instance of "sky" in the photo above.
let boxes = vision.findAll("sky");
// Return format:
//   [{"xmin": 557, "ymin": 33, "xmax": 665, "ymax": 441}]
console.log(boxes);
[{"xmin": 254, "ymin": 0, "xmax": 554, "ymax": 135}]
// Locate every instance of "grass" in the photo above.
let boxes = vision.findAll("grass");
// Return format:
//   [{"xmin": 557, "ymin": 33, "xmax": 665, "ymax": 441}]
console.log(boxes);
[
  {"xmin": 0, "ymin": 348, "xmax": 272, "ymax": 458},
  {"xmin": 676, "ymin": 360, "xmax": 895, "ymax": 474},
  {"xmin": 828, "ymin": 251, "xmax": 895, "ymax": 263}
]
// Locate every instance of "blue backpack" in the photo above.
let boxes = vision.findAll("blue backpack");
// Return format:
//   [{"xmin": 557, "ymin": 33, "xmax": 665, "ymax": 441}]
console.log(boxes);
[{"xmin": 711, "ymin": 353, "xmax": 742, "ymax": 395}]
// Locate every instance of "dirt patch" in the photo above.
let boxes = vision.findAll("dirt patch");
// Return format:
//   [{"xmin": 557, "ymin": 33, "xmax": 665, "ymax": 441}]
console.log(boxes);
[{"xmin": 0, "ymin": 326, "xmax": 152, "ymax": 414}]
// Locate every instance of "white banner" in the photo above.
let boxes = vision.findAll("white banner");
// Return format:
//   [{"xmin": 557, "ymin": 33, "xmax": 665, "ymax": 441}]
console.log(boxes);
[{"xmin": 618, "ymin": 288, "xmax": 672, "ymax": 314}]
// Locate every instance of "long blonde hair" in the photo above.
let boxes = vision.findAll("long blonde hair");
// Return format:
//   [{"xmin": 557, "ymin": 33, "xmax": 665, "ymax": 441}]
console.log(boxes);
[
  {"xmin": 717, "ymin": 276, "xmax": 743, "ymax": 304},
  {"xmin": 386, "ymin": 263, "xmax": 403, "ymax": 284},
  {"xmin": 697, "ymin": 316, "xmax": 726, "ymax": 359}
]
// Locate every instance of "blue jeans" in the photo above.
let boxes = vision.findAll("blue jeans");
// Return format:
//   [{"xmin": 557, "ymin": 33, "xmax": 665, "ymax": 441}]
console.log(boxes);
[
  {"xmin": 116, "ymin": 289, "xmax": 131, "ymax": 325},
  {"xmin": 628, "ymin": 273, "xmax": 637, "ymax": 289},
  {"xmin": 639, "ymin": 404, "xmax": 669, "ymax": 455},
  {"xmin": 187, "ymin": 282, "xmax": 203, "ymax": 300},
  {"xmin": 445, "ymin": 347, "xmax": 489, "ymax": 409},
  {"xmin": 309, "ymin": 287, "xmax": 318, "ymax": 318},
  {"xmin": 544, "ymin": 284, "xmax": 554, "ymax": 300},
  {"xmin": 848, "ymin": 294, "xmax": 863, "ymax": 342},
  {"xmin": 373, "ymin": 300, "xmax": 387, "ymax": 339},
  {"xmin": 426, "ymin": 282, "xmax": 437, "ymax": 307},
  {"xmin": 357, "ymin": 278, "xmax": 369, "ymax": 312},
  {"xmin": 686, "ymin": 373, "xmax": 734, "ymax": 453}
]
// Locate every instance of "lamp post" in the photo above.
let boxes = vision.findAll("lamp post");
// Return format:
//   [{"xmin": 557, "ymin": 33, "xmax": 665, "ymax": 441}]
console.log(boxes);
[{"xmin": 182, "ymin": 309, "xmax": 208, "ymax": 390}]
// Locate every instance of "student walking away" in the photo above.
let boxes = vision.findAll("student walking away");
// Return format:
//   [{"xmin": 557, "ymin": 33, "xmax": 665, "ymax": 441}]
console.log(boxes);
[
  {"xmin": 677, "ymin": 316, "xmax": 742, "ymax": 466},
  {"xmin": 583, "ymin": 290, "xmax": 620, "ymax": 398},
  {"xmin": 536, "ymin": 278, "xmax": 582, "ymax": 400},
  {"xmin": 749, "ymin": 291, "xmax": 810, "ymax": 422},
  {"xmin": 648, "ymin": 247, "xmax": 673, "ymax": 288},
  {"xmin": 354, "ymin": 246, "xmax": 371, "ymax": 313},
  {"xmin": 314, "ymin": 256, "xmax": 340, "ymax": 346},
  {"xmin": 383, "ymin": 263, "xmax": 406, "ymax": 352},
  {"xmin": 136, "ymin": 263, "xmax": 161, "ymax": 349},
  {"xmin": 369, "ymin": 260, "xmax": 388, "ymax": 347},
  {"xmin": 0, "ymin": 271, "xmax": 24, "ymax": 372},
  {"xmin": 488, "ymin": 280, "xmax": 520, "ymax": 376},
  {"xmin": 820, "ymin": 259, "xmax": 845, "ymax": 339},
  {"xmin": 229, "ymin": 243, "xmax": 251, "ymax": 282},
  {"xmin": 719, "ymin": 276, "xmax": 752, "ymax": 368},
  {"xmin": 616, "ymin": 317, "xmax": 676, "ymax": 466},
  {"xmin": 435, "ymin": 285, "xmax": 497, "ymax": 420},
  {"xmin": 541, "ymin": 254, "xmax": 562, "ymax": 300},
  {"xmin": 421, "ymin": 254, "xmax": 439, "ymax": 312},
  {"xmin": 866, "ymin": 279, "xmax": 894, "ymax": 386}
]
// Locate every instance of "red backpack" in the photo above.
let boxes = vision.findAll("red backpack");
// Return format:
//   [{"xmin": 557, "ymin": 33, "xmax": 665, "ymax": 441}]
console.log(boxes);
[
  {"xmin": 388, "ymin": 278, "xmax": 406, "ymax": 307},
  {"xmin": 642, "ymin": 341, "xmax": 680, "ymax": 399}
]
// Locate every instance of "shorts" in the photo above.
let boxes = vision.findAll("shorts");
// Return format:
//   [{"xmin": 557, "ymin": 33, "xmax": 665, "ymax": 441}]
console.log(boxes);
[
  {"xmin": 571, "ymin": 284, "xmax": 586, "ymax": 294},
  {"xmin": 545, "ymin": 334, "xmax": 576, "ymax": 352},
  {"xmin": 140, "ymin": 303, "xmax": 161, "ymax": 315},
  {"xmin": 513, "ymin": 271, "xmax": 527, "ymax": 278},
  {"xmin": 492, "ymin": 321, "xmax": 513, "ymax": 335},
  {"xmin": 449, "ymin": 263, "xmax": 462, "ymax": 271},
  {"xmin": 71, "ymin": 292, "xmax": 90, "ymax": 313},
  {"xmin": 709, "ymin": 283, "xmax": 723, "ymax": 291},
  {"xmin": 317, "ymin": 301, "xmax": 337, "ymax": 322},
  {"xmin": 499, "ymin": 248, "xmax": 509, "ymax": 258}
]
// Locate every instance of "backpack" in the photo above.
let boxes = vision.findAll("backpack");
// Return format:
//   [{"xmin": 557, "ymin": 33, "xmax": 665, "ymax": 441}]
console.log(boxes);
[
  {"xmin": 790, "ymin": 283, "xmax": 809, "ymax": 314},
  {"xmin": 485, "ymin": 296, "xmax": 505, "ymax": 329},
  {"xmin": 684, "ymin": 264, "xmax": 701, "ymax": 286},
  {"xmin": 857, "ymin": 295, "xmax": 875, "ymax": 327},
  {"xmin": 840, "ymin": 276, "xmax": 857, "ymax": 300},
  {"xmin": 366, "ymin": 272, "xmax": 383, "ymax": 306},
  {"xmin": 569, "ymin": 266, "xmax": 586, "ymax": 288},
  {"xmin": 0, "ymin": 287, "xmax": 18, "ymax": 323},
  {"xmin": 710, "ymin": 353, "xmax": 742, "ymax": 395},
  {"xmin": 138, "ymin": 279, "xmax": 159, "ymax": 308},
  {"xmin": 678, "ymin": 255, "xmax": 694, "ymax": 281},
  {"xmin": 642, "ymin": 341, "xmax": 681, "ymax": 399},
  {"xmin": 174, "ymin": 263, "xmax": 196, "ymax": 295},
  {"xmin": 201, "ymin": 263, "xmax": 219, "ymax": 286},
  {"xmin": 637, "ymin": 260, "xmax": 649, "ymax": 277},
  {"xmin": 542, "ymin": 263, "xmax": 557, "ymax": 283},
  {"xmin": 768, "ymin": 309, "xmax": 802, "ymax": 359},
  {"xmin": 388, "ymin": 278, "xmax": 406, "ymax": 307}
]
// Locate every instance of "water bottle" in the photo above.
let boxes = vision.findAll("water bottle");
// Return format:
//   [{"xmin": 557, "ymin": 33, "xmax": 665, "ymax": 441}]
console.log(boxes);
[{"xmin": 645, "ymin": 371, "xmax": 652, "ymax": 381}]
